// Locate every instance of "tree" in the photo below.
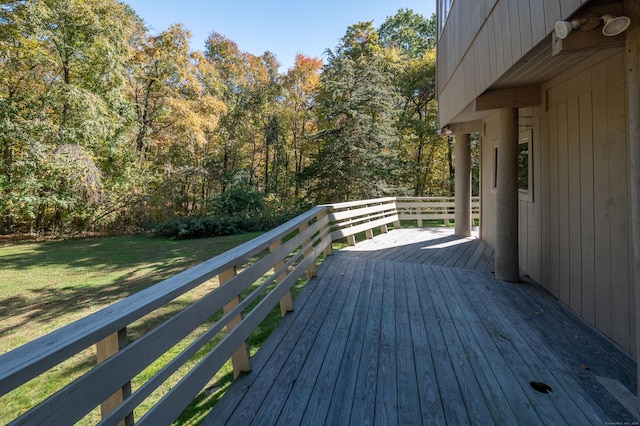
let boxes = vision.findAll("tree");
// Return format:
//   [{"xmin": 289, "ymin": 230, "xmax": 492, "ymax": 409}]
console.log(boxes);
[
  {"xmin": 204, "ymin": 34, "xmax": 284, "ymax": 196},
  {"xmin": 204, "ymin": 33, "xmax": 254, "ymax": 192},
  {"xmin": 378, "ymin": 8, "xmax": 436, "ymax": 57},
  {"xmin": 379, "ymin": 12, "xmax": 451, "ymax": 196},
  {"xmin": 282, "ymin": 54, "xmax": 322, "ymax": 202},
  {"xmin": 30, "ymin": 0, "xmax": 134, "ymax": 148},
  {"xmin": 305, "ymin": 22, "xmax": 401, "ymax": 203},
  {"xmin": 0, "ymin": 0, "xmax": 137, "ymax": 232},
  {"xmin": 125, "ymin": 24, "xmax": 228, "ymax": 220},
  {"xmin": 0, "ymin": 4, "xmax": 453, "ymax": 235}
]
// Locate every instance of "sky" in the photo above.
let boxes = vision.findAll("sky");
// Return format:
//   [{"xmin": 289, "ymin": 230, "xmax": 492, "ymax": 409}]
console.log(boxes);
[{"xmin": 123, "ymin": 0, "xmax": 436, "ymax": 72}]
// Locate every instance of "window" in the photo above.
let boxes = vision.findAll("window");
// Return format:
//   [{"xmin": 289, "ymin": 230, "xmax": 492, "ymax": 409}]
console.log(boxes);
[
  {"xmin": 518, "ymin": 129, "xmax": 533, "ymax": 201},
  {"xmin": 438, "ymin": 0, "xmax": 455, "ymax": 37}
]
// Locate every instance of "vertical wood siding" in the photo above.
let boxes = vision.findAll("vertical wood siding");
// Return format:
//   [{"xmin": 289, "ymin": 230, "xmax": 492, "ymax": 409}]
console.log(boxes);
[
  {"xmin": 438, "ymin": 0, "xmax": 588, "ymax": 125},
  {"xmin": 479, "ymin": 52, "xmax": 635, "ymax": 354}
]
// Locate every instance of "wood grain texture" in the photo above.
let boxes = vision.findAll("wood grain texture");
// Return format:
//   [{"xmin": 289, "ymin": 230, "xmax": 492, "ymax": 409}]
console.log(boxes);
[
  {"xmin": 478, "ymin": 52, "xmax": 634, "ymax": 355},
  {"xmin": 205, "ymin": 228, "xmax": 637, "ymax": 425},
  {"xmin": 0, "ymin": 206, "xmax": 329, "ymax": 397}
]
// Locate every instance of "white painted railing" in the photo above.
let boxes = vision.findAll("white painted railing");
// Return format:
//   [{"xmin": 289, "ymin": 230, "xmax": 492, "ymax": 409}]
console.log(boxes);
[{"xmin": 0, "ymin": 197, "xmax": 479, "ymax": 424}]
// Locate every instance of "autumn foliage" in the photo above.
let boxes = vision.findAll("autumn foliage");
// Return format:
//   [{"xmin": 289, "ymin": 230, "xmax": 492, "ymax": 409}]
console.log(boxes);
[{"xmin": 0, "ymin": 3, "xmax": 452, "ymax": 235}]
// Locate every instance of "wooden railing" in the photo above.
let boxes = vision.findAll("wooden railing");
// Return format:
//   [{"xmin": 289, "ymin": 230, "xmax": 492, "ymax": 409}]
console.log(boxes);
[
  {"xmin": 0, "ymin": 197, "xmax": 478, "ymax": 425},
  {"xmin": 396, "ymin": 196, "xmax": 480, "ymax": 227},
  {"xmin": 325, "ymin": 197, "xmax": 400, "ymax": 246}
]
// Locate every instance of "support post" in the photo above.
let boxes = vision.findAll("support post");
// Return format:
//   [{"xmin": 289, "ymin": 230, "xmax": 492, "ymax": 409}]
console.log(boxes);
[
  {"xmin": 221, "ymin": 267, "xmax": 251, "ymax": 378},
  {"xmin": 494, "ymin": 108, "xmax": 520, "ymax": 282},
  {"xmin": 96, "ymin": 328, "xmax": 133, "ymax": 426},
  {"xmin": 455, "ymin": 133, "xmax": 472, "ymax": 237},
  {"xmin": 624, "ymin": 0, "xmax": 640, "ymax": 412},
  {"xmin": 269, "ymin": 240, "xmax": 294, "ymax": 317}
]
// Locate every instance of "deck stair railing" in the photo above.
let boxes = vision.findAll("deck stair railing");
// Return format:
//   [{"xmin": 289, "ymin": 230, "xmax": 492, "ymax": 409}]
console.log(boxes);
[{"xmin": 0, "ymin": 196, "xmax": 478, "ymax": 425}]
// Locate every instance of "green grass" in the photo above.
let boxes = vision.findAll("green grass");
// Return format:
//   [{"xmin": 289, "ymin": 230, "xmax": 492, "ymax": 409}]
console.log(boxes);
[{"xmin": 0, "ymin": 232, "xmax": 309, "ymax": 424}]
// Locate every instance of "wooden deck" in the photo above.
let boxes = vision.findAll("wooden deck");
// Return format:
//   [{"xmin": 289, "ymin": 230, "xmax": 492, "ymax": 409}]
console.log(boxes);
[{"xmin": 203, "ymin": 228, "xmax": 638, "ymax": 425}]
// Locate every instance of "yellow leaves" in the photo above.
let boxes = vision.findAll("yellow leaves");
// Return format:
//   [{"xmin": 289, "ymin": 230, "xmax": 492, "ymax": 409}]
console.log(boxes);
[
  {"xmin": 286, "ymin": 54, "xmax": 323, "ymax": 94},
  {"xmin": 161, "ymin": 96, "xmax": 216, "ymax": 150}
]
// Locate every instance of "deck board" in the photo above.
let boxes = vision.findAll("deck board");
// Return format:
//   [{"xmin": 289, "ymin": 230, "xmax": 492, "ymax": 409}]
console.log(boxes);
[
  {"xmin": 402, "ymin": 262, "xmax": 446, "ymax": 425},
  {"xmin": 323, "ymin": 259, "xmax": 375, "ymax": 425},
  {"xmin": 393, "ymin": 262, "xmax": 421, "ymax": 426},
  {"xmin": 347, "ymin": 259, "xmax": 383, "ymax": 426},
  {"xmin": 453, "ymin": 268, "xmax": 607, "ymax": 424},
  {"xmin": 203, "ymin": 228, "xmax": 637, "ymax": 425}
]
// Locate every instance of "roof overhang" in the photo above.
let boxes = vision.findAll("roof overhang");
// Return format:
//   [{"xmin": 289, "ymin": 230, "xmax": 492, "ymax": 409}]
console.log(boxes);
[{"xmin": 441, "ymin": 1, "xmax": 626, "ymax": 126}]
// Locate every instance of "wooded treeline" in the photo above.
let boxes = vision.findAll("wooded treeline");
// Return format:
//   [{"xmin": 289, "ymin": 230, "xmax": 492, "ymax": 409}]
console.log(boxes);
[{"xmin": 0, "ymin": 0, "xmax": 463, "ymax": 234}]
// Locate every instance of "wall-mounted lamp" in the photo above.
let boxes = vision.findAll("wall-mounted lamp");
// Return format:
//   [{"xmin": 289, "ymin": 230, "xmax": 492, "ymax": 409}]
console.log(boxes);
[
  {"xmin": 601, "ymin": 14, "xmax": 631, "ymax": 36},
  {"xmin": 443, "ymin": 127, "xmax": 452, "ymax": 136},
  {"xmin": 554, "ymin": 14, "xmax": 631, "ymax": 39},
  {"xmin": 554, "ymin": 20, "xmax": 581, "ymax": 39}
]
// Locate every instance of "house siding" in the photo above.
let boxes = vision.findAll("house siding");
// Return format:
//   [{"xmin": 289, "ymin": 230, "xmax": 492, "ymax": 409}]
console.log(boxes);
[
  {"xmin": 437, "ymin": 0, "xmax": 588, "ymax": 125},
  {"xmin": 478, "ymin": 52, "xmax": 636, "ymax": 355}
]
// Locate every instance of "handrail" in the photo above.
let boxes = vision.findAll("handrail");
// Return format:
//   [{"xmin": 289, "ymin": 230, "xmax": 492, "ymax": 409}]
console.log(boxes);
[
  {"xmin": 396, "ymin": 196, "xmax": 480, "ymax": 226},
  {"xmin": 0, "ymin": 197, "xmax": 479, "ymax": 424}
]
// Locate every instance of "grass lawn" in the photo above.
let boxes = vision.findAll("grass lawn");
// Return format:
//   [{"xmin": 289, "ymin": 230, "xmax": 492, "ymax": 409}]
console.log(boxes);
[{"xmin": 0, "ymin": 232, "xmax": 309, "ymax": 424}]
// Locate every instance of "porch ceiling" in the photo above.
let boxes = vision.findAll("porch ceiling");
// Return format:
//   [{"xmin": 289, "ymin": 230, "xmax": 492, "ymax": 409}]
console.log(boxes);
[{"xmin": 447, "ymin": 0, "xmax": 626, "ymax": 125}]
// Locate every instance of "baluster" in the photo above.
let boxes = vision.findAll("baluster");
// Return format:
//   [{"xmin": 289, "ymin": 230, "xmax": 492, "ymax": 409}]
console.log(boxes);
[
  {"xmin": 96, "ymin": 328, "xmax": 133, "ymax": 426},
  {"xmin": 299, "ymin": 221, "xmax": 317, "ymax": 278},
  {"xmin": 220, "ymin": 267, "xmax": 251, "ymax": 378},
  {"xmin": 269, "ymin": 240, "xmax": 294, "ymax": 317}
]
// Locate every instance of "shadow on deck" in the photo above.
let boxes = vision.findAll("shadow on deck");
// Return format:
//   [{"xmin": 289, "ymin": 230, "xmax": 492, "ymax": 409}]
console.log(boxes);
[{"xmin": 204, "ymin": 228, "xmax": 637, "ymax": 425}]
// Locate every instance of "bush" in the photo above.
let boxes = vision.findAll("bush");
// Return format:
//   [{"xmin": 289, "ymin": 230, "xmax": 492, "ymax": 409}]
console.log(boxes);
[
  {"xmin": 211, "ymin": 183, "xmax": 264, "ymax": 218},
  {"xmin": 151, "ymin": 183, "xmax": 308, "ymax": 239},
  {"xmin": 151, "ymin": 207, "xmax": 309, "ymax": 240},
  {"xmin": 152, "ymin": 214, "xmax": 267, "ymax": 239}
]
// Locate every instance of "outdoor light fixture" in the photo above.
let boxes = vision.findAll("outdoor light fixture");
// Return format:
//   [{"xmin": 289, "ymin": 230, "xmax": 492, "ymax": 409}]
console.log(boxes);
[
  {"xmin": 601, "ymin": 14, "xmax": 631, "ymax": 36},
  {"xmin": 443, "ymin": 127, "xmax": 452, "ymax": 136},
  {"xmin": 554, "ymin": 20, "xmax": 580, "ymax": 39},
  {"xmin": 554, "ymin": 14, "xmax": 631, "ymax": 39}
]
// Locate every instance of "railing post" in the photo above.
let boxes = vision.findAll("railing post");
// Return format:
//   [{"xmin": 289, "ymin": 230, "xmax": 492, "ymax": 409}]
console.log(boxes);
[
  {"xmin": 299, "ymin": 221, "xmax": 317, "ymax": 278},
  {"xmin": 345, "ymin": 206, "xmax": 357, "ymax": 246},
  {"xmin": 269, "ymin": 240, "xmax": 294, "ymax": 317},
  {"xmin": 321, "ymin": 209, "xmax": 334, "ymax": 256},
  {"xmin": 442, "ymin": 201, "xmax": 451, "ymax": 227},
  {"xmin": 220, "ymin": 267, "xmax": 251, "ymax": 378},
  {"xmin": 393, "ymin": 199, "xmax": 401, "ymax": 229},
  {"xmin": 365, "ymin": 203, "xmax": 374, "ymax": 239},
  {"xmin": 96, "ymin": 328, "xmax": 133, "ymax": 426}
]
